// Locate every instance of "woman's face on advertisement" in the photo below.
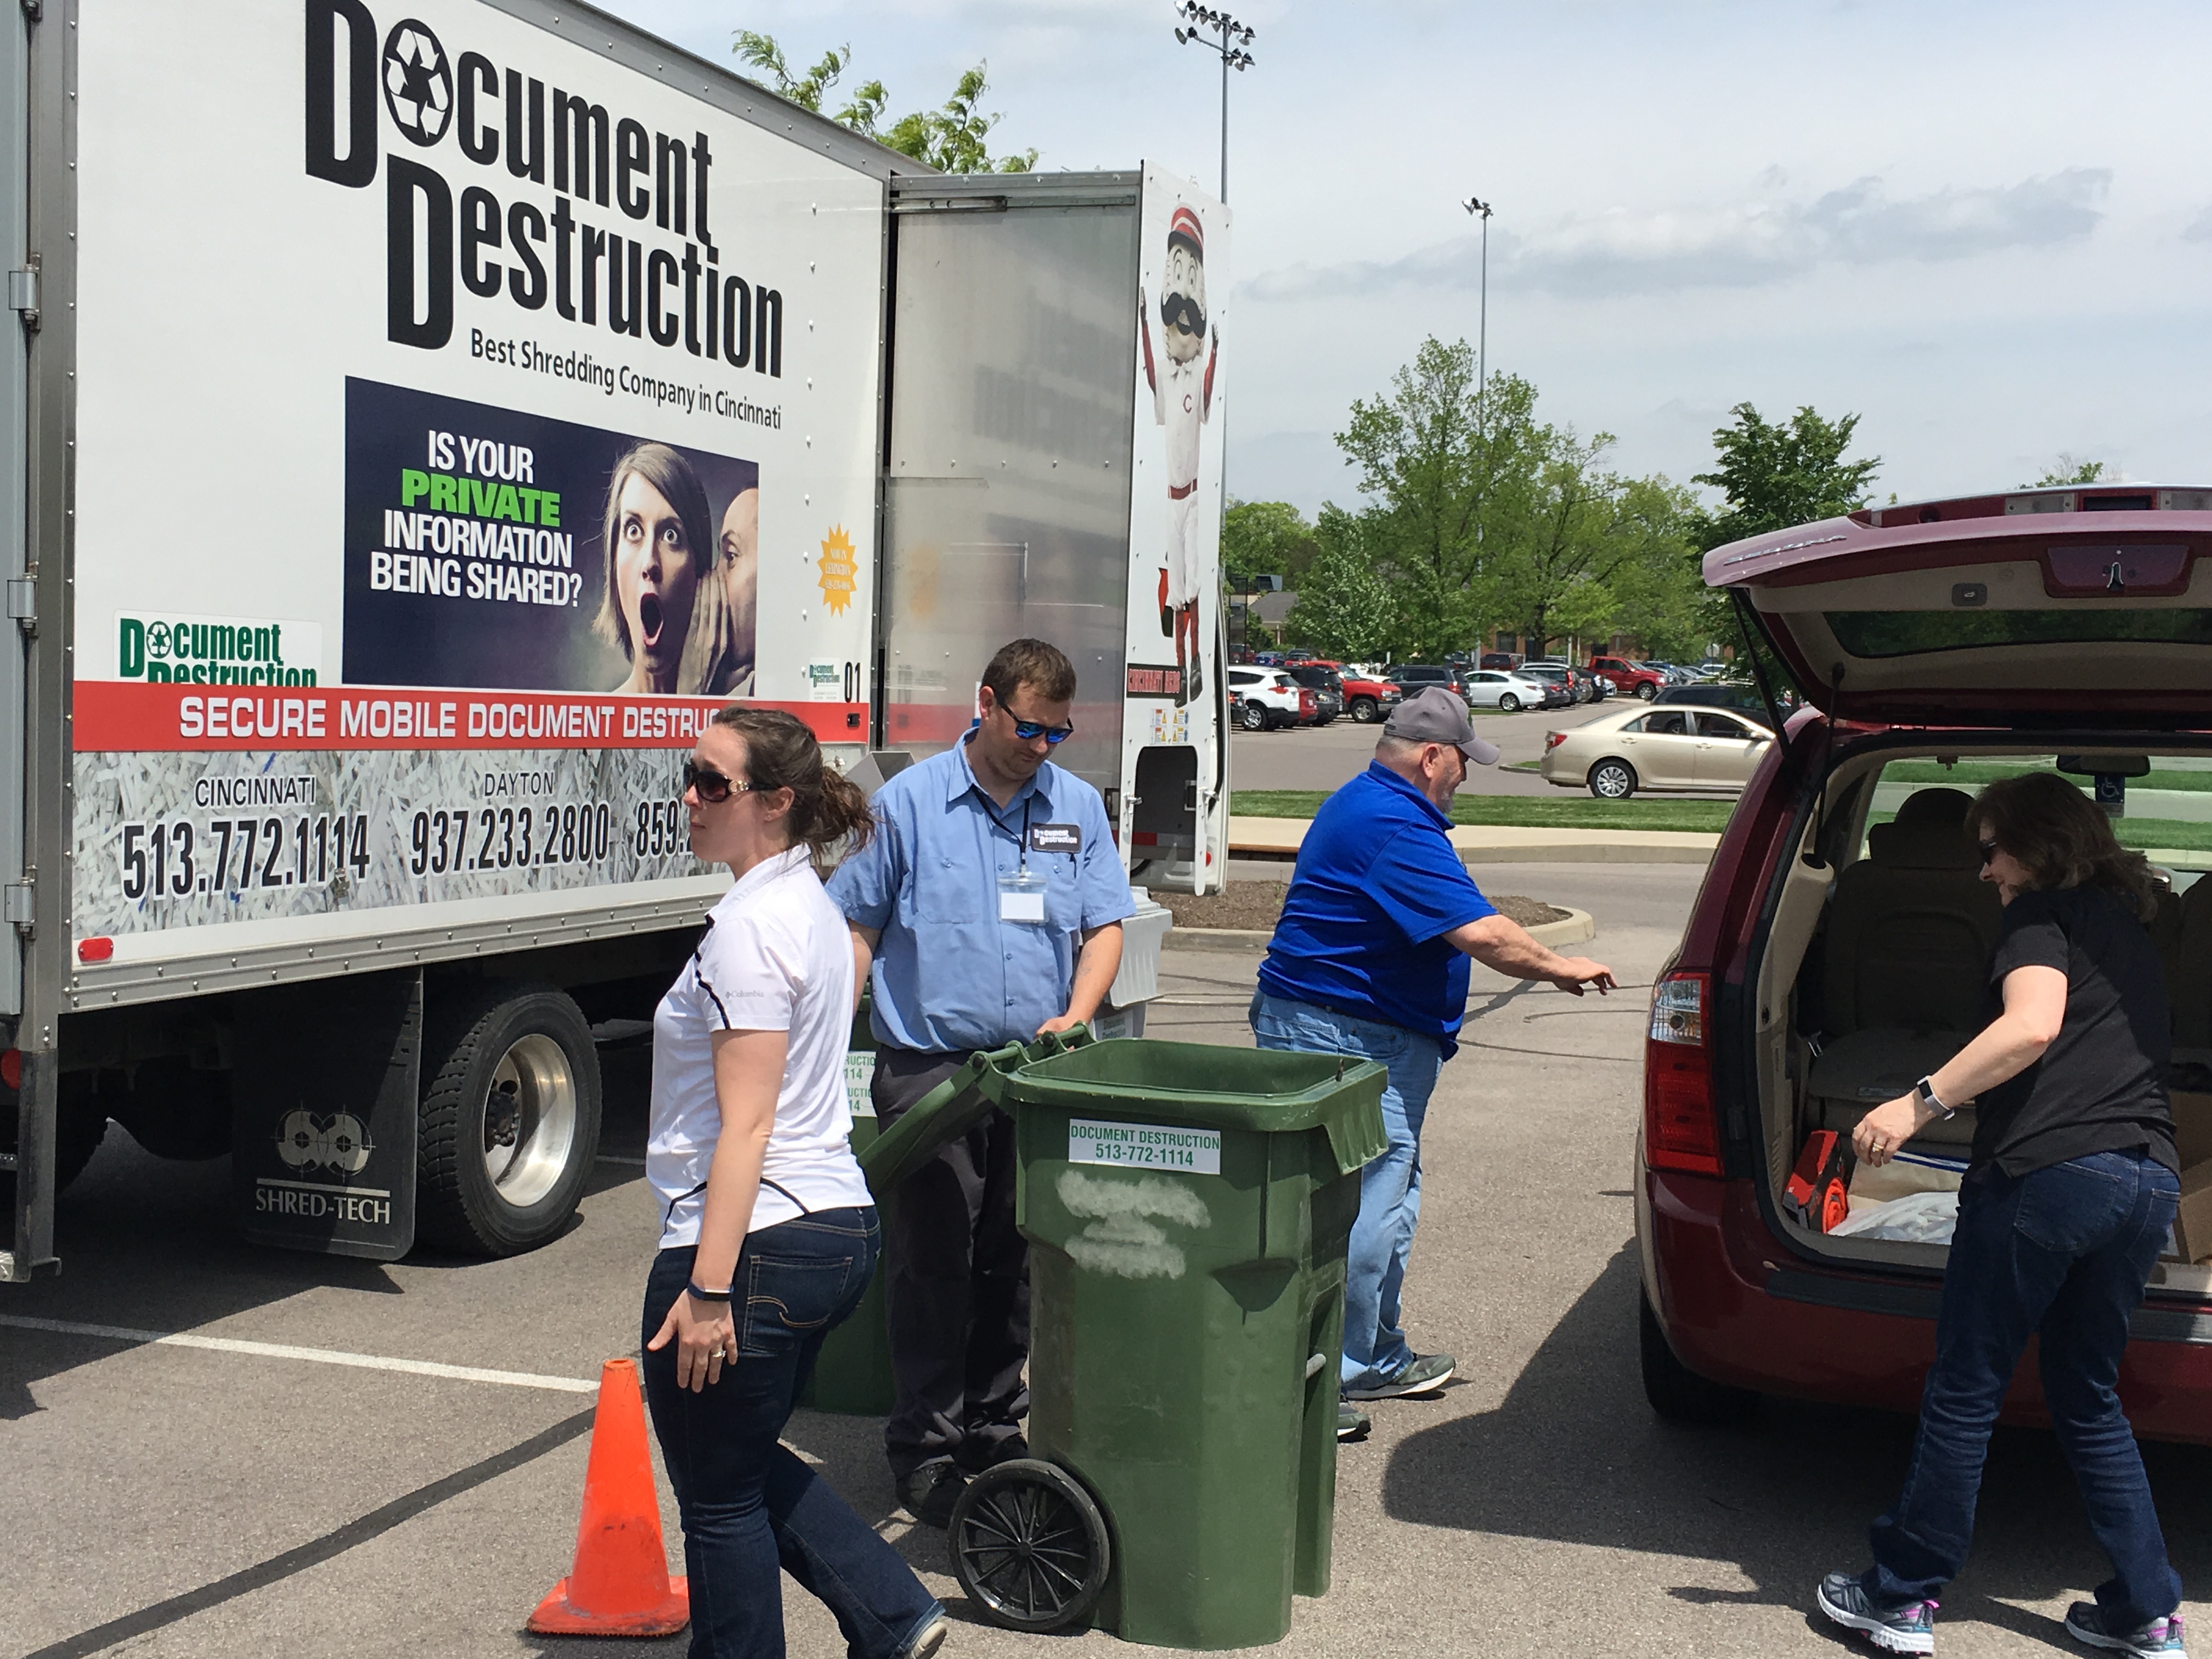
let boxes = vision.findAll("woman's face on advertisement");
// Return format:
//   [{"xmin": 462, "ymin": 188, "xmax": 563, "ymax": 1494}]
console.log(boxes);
[
  {"xmin": 613, "ymin": 470, "xmax": 697, "ymax": 687},
  {"xmin": 719, "ymin": 488, "xmax": 759, "ymax": 648}
]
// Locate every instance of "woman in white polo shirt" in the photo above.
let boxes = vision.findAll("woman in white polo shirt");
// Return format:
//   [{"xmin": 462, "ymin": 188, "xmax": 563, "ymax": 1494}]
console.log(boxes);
[{"xmin": 641, "ymin": 707, "xmax": 944, "ymax": 1659}]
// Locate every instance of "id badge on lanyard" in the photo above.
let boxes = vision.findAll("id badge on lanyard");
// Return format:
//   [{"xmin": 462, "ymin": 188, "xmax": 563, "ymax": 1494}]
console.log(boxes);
[
  {"xmin": 998, "ymin": 797, "xmax": 1050, "ymax": 923},
  {"xmin": 998, "ymin": 869, "xmax": 1049, "ymax": 924}
]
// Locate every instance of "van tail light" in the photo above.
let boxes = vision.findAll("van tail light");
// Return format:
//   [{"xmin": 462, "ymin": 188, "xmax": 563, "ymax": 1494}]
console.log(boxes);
[
  {"xmin": 1544, "ymin": 731, "xmax": 1566, "ymax": 751},
  {"xmin": 1644, "ymin": 971, "xmax": 1724, "ymax": 1176}
]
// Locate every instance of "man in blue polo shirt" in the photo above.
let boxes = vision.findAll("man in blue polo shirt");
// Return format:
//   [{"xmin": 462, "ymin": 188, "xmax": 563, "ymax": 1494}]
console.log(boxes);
[
  {"xmin": 1253, "ymin": 686, "xmax": 1615, "ymax": 1410},
  {"xmin": 828, "ymin": 637, "xmax": 1132, "ymax": 1526}
]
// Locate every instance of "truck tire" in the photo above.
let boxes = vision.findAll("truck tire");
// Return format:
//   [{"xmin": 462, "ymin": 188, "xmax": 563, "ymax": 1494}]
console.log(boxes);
[
  {"xmin": 1636, "ymin": 681, "xmax": 1657, "ymax": 700},
  {"xmin": 0, "ymin": 1092, "xmax": 108, "ymax": 1213},
  {"xmin": 1639, "ymin": 1290, "xmax": 1757, "ymax": 1425},
  {"xmin": 1349, "ymin": 696, "xmax": 1378, "ymax": 722},
  {"xmin": 416, "ymin": 982, "xmax": 601, "ymax": 1257}
]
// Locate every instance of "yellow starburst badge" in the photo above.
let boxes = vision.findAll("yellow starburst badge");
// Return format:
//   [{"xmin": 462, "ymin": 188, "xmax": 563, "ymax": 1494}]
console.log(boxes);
[{"xmin": 817, "ymin": 526, "xmax": 858, "ymax": 614}]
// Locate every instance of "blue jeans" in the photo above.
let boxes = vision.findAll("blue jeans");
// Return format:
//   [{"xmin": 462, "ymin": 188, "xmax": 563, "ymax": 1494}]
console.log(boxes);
[
  {"xmin": 1250, "ymin": 991, "xmax": 1444, "ymax": 1391},
  {"xmin": 1865, "ymin": 1153, "xmax": 2184, "ymax": 1628},
  {"xmin": 641, "ymin": 1212, "xmax": 941, "ymax": 1659}
]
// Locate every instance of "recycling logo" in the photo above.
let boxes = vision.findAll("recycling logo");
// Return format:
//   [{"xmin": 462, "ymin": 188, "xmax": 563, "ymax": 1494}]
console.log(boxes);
[
  {"xmin": 381, "ymin": 20, "xmax": 452, "ymax": 147},
  {"xmin": 276, "ymin": 1109, "xmax": 375, "ymax": 1175},
  {"xmin": 145, "ymin": 620, "xmax": 171, "ymax": 662}
]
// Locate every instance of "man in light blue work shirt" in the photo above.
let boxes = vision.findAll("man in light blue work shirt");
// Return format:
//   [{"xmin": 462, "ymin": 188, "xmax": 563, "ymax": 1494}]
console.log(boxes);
[
  {"xmin": 827, "ymin": 637, "xmax": 1132, "ymax": 1525},
  {"xmin": 1253, "ymin": 687, "xmax": 1614, "ymax": 1423}
]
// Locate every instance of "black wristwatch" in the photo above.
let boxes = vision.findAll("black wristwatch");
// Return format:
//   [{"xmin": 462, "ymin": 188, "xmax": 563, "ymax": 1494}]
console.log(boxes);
[{"xmin": 1914, "ymin": 1076, "xmax": 1956, "ymax": 1121}]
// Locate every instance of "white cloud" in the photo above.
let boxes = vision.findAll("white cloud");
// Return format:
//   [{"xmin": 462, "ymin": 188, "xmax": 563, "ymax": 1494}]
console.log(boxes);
[{"xmin": 1246, "ymin": 170, "xmax": 2113, "ymax": 302}]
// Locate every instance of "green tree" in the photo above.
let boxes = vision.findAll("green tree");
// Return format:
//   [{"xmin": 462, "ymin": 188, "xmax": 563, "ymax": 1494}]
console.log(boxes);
[
  {"xmin": 1284, "ymin": 506, "xmax": 1395, "ymax": 660},
  {"xmin": 733, "ymin": 33, "xmax": 1036, "ymax": 173},
  {"xmin": 2025, "ymin": 454, "xmax": 2107, "ymax": 486},
  {"xmin": 1334, "ymin": 340, "xmax": 1541, "ymax": 651},
  {"xmin": 1220, "ymin": 499, "xmax": 1317, "ymax": 594},
  {"xmin": 1686, "ymin": 402, "xmax": 1881, "ymax": 686},
  {"xmin": 1690, "ymin": 403, "xmax": 1881, "ymax": 549}
]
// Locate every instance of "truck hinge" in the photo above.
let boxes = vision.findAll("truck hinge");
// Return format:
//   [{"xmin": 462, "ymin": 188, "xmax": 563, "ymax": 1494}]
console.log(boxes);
[
  {"xmin": 8, "ymin": 262, "xmax": 36, "ymax": 333},
  {"xmin": 6, "ymin": 575, "xmax": 32, "ymax": 634},
  {"xmin": 18, "ymin": 0, "xmax": 38, "ymax": 22},
  {"xmin": 5, "ymin": 879, "xmax": 33, "ymax": 930}
]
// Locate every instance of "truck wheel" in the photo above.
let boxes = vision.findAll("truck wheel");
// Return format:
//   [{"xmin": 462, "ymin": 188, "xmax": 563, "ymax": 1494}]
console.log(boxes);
[
  {"xmin": 0, "ymin": 1090, "xmax": 108, "ymax": 1212},
  {"xmin": 1637, "ymin": 682, "xmax": 1657, "ymax": 700},
  {"xmin": 111, "ymin": 1068, "xmax": 232, "ymax": 1161},
  {"xmin": 1239, "ymin": 702, "xmax": 1267, "ymax": 732},
  {"xmin": 1497, "ymin": 693, "xmax": 1520, "ymax": 713},
  {"xmin": 1639, "ymin": 1291, "xmax": 1757, "ymax": 1425},
  {"xmin": 416, "ymin": 982, "xmax": 601, "ymax": 1257},
  {"xmin": 1588, "ymin": 759, "xmax": 1637, "ymax": 800},
  {"xmin": 1350, "ymin": 696, "xmax": 1378, "ymax": 722}
]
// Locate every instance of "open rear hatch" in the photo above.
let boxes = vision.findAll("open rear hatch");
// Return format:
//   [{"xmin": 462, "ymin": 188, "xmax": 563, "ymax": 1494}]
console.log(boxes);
[{"xmin": 1706, "ymin": 487, "xmax": 2212, "ymax": 727}]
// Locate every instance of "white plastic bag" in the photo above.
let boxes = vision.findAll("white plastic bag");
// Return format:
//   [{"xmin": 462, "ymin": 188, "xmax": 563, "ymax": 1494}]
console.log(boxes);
[{"xmin": 1830, "ymin": 1189, "xmax": 1959, "ymax": 1244}]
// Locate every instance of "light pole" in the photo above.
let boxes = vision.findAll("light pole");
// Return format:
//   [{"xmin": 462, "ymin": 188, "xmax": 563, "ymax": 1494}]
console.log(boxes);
[
  {"xmin": 1173, "ymin": 4, "xmax": 1255, "ymax": 202},
  {"xmin": 1462, "ymin": 195, "xmax": 1492, "ymax": 409}
]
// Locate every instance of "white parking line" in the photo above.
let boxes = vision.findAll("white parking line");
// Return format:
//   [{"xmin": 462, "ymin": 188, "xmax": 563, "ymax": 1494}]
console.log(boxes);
[{"xmin": 0, "ymin": 1314, "xmax": 598, "ymax": 1394}]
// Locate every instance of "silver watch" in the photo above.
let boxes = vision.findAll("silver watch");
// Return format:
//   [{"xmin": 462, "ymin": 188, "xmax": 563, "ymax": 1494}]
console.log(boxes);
[{"xmin": 1915, "ymin": 1075, "xmax": 1956, "ymax": 1121}]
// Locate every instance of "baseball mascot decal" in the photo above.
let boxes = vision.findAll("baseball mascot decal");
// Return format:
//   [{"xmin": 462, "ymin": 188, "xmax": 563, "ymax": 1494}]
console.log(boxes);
[{"xmin": 1139, "ymin": 204, "xmax": 1218, "ymax": 708}]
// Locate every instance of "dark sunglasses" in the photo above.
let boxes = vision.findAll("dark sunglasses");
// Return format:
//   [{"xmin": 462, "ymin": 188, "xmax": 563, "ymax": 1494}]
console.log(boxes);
[
  {"xmin": 1978, "ymin": 839, "xmax": 2000, "ymax": 866},
  {"xmin": 1003, "ymin": 710, "xmax": 1075, "ymax": 744},
  {"xmin": 683, "ymin": 760, "xmax": 755, "ymax": 804}
]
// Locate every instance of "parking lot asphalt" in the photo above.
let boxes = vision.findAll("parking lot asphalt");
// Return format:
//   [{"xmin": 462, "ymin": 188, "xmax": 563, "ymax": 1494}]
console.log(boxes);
[
  {"xmin": 1232, "ymin": 700, "xmax": 1616, "ymax": 798},
  {"xmin": 6, "ymin": 862, "xmax": 2208, "ymax": 1658}
]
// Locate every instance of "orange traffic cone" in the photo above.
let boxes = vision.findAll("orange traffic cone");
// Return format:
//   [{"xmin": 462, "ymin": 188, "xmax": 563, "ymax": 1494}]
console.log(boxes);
[{"xmin": 528, "ymin": 1358, "xmax": 691, "ymax": 1636}]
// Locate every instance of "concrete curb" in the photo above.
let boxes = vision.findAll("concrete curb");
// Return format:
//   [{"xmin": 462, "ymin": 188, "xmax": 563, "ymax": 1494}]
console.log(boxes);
[
  {"xmin": 1161, "ymin": 905, "xmax": 1596, "ymax": 954},
  {"xmin": 1226, "ymin": 815, "xmax": 1719, "ymax": 867}
]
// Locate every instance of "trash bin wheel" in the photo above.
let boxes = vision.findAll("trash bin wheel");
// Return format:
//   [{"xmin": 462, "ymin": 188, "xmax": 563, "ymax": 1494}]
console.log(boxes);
[{"xmin": 947, "ymin": 1458, "xmax": 1111, "ymax": 1633}]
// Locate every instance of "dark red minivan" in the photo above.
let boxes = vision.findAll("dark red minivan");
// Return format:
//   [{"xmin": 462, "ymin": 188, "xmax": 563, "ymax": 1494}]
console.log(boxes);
[{"xmin": 1638, "ymin": 483, "xmax": 2212, "ymax": 1441}]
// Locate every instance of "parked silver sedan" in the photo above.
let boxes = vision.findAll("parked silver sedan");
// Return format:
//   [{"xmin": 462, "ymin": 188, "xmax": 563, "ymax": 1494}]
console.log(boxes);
[
  {"xmin": 1538, "ymin": 702, "xmax": 1775, "ymax": 799},
  {"xmin": 1460, "ymin": 669, "xmax": 1550, "ymax": 713}
]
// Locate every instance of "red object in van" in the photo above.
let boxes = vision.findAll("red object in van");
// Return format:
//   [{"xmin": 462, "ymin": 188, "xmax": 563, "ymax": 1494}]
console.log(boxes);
[
  {"xmin": 1782, "ymin": 1130, "xmax": 1852, "ymax": 1233},
  {"xmin": 1637, "ymin": 483, "xmax": 2212, "ymax": 1442}
]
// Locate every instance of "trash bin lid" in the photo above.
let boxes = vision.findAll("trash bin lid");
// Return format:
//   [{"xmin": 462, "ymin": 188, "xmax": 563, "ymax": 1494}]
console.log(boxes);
[
  {"xmin": 857, "ymin": 1028, "xmax": 1097, "ymax": 1195},
  {"xmin": 984, "ymin": 1038, "xmax": 1388, "ymax": 1178}
]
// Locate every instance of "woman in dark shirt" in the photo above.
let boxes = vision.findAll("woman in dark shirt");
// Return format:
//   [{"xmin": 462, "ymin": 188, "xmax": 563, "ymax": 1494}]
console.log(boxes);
[{"xmin": 1817, "ymin": 772, "xmax": 2186, "ymax": 1659}]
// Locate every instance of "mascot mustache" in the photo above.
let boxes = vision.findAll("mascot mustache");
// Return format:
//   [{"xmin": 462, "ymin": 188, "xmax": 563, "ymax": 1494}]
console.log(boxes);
[{"xmin": 1159, "ymin": 291, "xmax": 1207, "ymax": 337}]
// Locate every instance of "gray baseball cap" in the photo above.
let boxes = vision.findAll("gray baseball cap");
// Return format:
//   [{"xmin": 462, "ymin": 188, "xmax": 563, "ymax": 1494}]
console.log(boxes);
[{"xmin": 1383, "ymin": 685, "xmax": 1501, "ymax": 766}]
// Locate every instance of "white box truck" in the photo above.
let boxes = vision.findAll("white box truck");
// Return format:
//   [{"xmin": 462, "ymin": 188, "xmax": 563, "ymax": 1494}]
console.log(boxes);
[{"xmin": 0, "ymin": 0, "xmax": 1229, "ymax": 1279}]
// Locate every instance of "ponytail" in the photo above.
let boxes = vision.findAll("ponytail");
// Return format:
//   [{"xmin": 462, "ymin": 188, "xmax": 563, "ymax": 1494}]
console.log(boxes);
[{"xmin": 709, "ymin": 706, "xmax": 876, "ymax": 867}]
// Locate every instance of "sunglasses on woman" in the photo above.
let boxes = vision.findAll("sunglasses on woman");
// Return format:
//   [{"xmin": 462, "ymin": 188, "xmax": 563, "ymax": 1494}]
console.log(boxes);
[
  {"xmin": 683, "ymin": 760, "xmax": 756, "ymax": 804},
  {"xmin": 1978, "ymin": 839, "xmax": 2000, "ymax": 865}
]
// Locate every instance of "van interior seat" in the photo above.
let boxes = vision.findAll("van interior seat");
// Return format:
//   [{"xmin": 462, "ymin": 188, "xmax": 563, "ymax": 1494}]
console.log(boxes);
[
  {"xmin": 1807, "ymin": 786, "xmax": 1999, "ymax": 1152},
  {"xmin": 2167, "ymin": 879, "xmax": 2212, "ymax": 1052}
]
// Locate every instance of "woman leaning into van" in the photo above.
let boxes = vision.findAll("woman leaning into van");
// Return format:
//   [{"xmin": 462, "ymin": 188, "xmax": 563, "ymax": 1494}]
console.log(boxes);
[
  {"xmin": 1818, "ymin": 771, "xmax": 2186, "ymax": 1659},
  {"xmin": 641, "ymin": 707, "xmax": 945, "ymax": 1659}
]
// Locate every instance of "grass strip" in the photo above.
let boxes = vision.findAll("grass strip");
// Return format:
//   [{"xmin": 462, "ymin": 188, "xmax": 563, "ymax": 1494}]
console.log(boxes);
[{"xmin": 1232, "ymin": 790, "xmax": 1735, "ymax": 833}]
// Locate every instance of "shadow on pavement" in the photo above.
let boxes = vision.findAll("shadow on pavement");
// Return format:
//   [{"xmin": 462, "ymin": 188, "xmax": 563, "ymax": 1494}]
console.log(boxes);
[{"xmin": 1385, "ymin": 1243, "xmax": 2212, "ymax": 1632}]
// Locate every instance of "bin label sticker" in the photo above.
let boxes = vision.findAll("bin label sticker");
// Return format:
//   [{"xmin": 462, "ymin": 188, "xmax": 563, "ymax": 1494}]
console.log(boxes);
[
  {"xmin": 844, "ymin": 1051, "xmax": 876, "ymax": 1119},
  {"xmin": 1067, "ymin": 1118, "xmax": 1220, "ymax": 1174}
]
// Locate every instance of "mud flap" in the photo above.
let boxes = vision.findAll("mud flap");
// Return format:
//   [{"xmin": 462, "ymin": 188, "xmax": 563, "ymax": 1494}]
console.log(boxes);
[{"xmin": 231, "ymin": 969, "xmax": 422, "ymax": 1259}]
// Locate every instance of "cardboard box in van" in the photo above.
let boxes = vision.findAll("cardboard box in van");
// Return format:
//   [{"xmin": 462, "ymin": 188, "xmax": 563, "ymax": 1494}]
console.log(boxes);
[
  {"xmin": 2169, "ymin": 1091, "xmax": 2212, "ymax": 1169},
  {"xmin": 2172, "ymin": 1163, "xmax": 2212, "ymax": 1266}
]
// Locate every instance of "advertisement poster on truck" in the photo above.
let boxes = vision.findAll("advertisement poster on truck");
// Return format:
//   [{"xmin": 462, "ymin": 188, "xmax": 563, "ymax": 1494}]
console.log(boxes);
[
  {"xmin": 1124, "ymin": 165, "xmax": 1229, "ymax": 889},
  {"xmin": 68, "ymin": 0, "xmax": 885, "ymax": 940}
]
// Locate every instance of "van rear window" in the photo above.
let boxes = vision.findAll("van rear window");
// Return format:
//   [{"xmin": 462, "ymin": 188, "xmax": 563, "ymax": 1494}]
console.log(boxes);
[{"xmin": 1827, "ymin": 610, "xmax": 2212, "ymax": 657}]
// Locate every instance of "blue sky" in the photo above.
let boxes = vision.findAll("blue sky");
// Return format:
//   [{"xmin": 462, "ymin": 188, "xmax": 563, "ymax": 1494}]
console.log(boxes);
[{"xmin": 603, "ymin": 0, "xmax": 2212, "ymax": 517}]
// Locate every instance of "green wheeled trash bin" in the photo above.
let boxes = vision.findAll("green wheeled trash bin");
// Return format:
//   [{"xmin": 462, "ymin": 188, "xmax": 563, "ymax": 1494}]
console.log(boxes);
[
  {"xmin": 864, "ymin": 1030, "xmax": 1386, "ymax": 1650},
  {"xmin": 795, "ymin": 998, "xmax": 898, "ymax": 1414}
]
